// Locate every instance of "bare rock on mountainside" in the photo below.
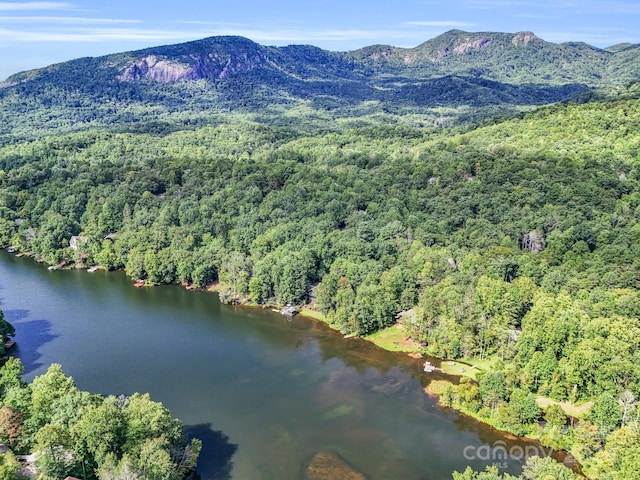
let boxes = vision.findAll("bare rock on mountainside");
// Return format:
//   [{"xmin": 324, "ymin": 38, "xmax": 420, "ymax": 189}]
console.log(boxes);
[{"xmin": 521, "ymin": 230, "xmax": 546, "ymax": 253}]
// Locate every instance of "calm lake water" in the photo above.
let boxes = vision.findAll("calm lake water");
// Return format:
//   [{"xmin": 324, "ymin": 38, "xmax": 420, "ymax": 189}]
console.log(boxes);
[{"xmin": 0, "ymin": 251, "xmax": 558, "ymax": 479}]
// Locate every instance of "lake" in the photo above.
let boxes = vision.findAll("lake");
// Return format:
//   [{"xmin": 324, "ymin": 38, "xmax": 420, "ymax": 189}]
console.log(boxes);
[{"xmin": 0, "ymin": 251, "xmax": 559, "ymax": 479}]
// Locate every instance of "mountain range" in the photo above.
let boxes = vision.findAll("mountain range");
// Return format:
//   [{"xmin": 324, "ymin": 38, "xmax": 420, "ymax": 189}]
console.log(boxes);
[{"xmin": 0, "ymin": 29, "xmax": 638, "ymax": 142}]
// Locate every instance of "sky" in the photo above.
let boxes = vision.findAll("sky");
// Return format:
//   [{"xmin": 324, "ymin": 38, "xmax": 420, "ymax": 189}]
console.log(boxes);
[{"xmin": 0, "ymin": 0, "xmax": 639, "ymax": 80}]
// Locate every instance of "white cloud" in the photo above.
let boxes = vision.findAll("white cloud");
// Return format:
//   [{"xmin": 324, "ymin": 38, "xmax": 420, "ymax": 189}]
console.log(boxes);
[
  {"xmin": 537, "ymin": 29, "xmax": 640, "ymax": 46},
  {"xmin": 0, "ymin": 2, "xmax": 73, "ymax": 11},
  {"xmin": 208, "ymin": 27, "xmax": 448, "ymax": 48},
  {"xmin": 601, "ymin": 1, "xmax": 640, "ymax": 14},
  {"xmin": 405, "ymin": 21, "xmax": 476, "ymax": 27},
  {"xmin": 0, "ymin": 24, "xmax": 440, "ymax": 50},
  {"xmin": 511, "ymin": 13, "xmax": 560, "ymax": 19},
  {"xmin": 562, "ymin": 0, "xmax": 640, "ymax": 14},
  {"xmin": 0, "ymin": 27, "xmax": 199, "ymax": 42},
  {"xmin": 464, "ymin": 0, "xmax": 534, "ymax": 9},
  {"xmin": 0, "ymin": 16, "xmax": 140, "ymax": 24}
]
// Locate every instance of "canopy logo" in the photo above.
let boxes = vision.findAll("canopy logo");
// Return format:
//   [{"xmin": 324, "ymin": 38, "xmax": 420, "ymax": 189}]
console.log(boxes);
[{"xmin": 462, "ymin": 441, "xmax": 556, "ymax": 469}]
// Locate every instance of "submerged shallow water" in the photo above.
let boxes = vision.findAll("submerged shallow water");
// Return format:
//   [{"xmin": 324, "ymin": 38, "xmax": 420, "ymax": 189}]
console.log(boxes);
[{"xmin": 0, "ymin": 251, "xmax": 555, "ymax": 479}]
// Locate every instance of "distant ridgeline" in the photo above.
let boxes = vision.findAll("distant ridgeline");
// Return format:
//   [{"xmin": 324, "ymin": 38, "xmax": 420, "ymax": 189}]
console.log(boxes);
[{"xmin": 0, "ymin": 30, "xmax": 638, "ymax": 141}]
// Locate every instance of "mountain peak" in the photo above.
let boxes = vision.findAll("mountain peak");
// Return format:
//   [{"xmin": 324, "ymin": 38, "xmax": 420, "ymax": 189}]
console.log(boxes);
[
  {"xmin": 116, "ymin": 35, "xmax": 269, "ymax": 83},
  {"xmin": 403, "ymin": 30, "xmax": 543, "ymax": 64},
  {"xmin": 511, "ymin": 31, "xmax": 539, "ymax": 45}
]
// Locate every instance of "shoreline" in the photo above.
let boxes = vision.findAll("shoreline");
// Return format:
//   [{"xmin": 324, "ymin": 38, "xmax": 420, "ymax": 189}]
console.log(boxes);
[
  {"xmin": 201, "ymin": 281, "xmax": 585, "ymax": 475},
  {"xmin": 1, "ymin": 248, "xmax": 583, "ymax": 474}
]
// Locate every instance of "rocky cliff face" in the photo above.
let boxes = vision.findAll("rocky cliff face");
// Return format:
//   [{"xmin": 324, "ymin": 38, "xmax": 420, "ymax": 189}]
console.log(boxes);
[
  {"xmin": 350, "ymin": 30, "xmax": 545, "ymax": 66},
  {"xmin": 512, "ymin": 31, "xmax": 538, "ymax": 46},
  {"xmin": 119, "ymin": 55, "xmax": 196, "ymax": 82},
  {"xmin": 118, "ymin": 49, "xmax": 269, "ymax": 83},
  {"xmin": 420, "ymin": 31, "xmax": 541, "ymax": 62}
]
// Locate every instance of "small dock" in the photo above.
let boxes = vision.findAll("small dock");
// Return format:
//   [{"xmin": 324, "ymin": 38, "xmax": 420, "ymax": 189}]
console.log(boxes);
[
  {"xmin": 423, "ymin": 361, "xmax": 442, "ymax": 373},
  {"xmin": 48, "ymin": 261, "xmax": 68, "ymax": 271},
  {"xmin": 280, "ymin": 305, "xmax": 298, "ymax": 317}
]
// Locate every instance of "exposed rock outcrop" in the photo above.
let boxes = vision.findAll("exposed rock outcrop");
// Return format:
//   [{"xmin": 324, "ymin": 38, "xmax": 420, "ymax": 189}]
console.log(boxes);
[
  {"xmin": 521, "ymin": 229, "xmax": 546, "ymax": 253},
  {"xmin": 118, "ymin": 55, "xmax": 196, "ymax": 82},
  {"xmin": 118, "ymin": 50, "xmax": 269, "ymax": 83},
  {"xmin": 512, "ymin": 31, "xmax": 538, "ymax": 46},
  {"xmin": 452, "ymin": 36, "xmax": 492, "ymax": 55},
  {"xmin": 304, "ymin": 452, "xmax": 365, "ymax": 480}
]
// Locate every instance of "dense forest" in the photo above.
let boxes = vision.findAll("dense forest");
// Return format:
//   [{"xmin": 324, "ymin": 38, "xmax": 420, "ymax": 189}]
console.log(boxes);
[
  {"xmin": 1, "ymin": 31, "xmax": 640, "ymax": 478},
  {"xmin": 453, "ymin": 457, "xmax": 581, "ymax": 480},
  {"xmin": 1, "ymin": 82, "xmax": 639, "ymax": 478},
  {"xmin": 0, "ymin": 313, "xmax": 200, "ymax": 479}
]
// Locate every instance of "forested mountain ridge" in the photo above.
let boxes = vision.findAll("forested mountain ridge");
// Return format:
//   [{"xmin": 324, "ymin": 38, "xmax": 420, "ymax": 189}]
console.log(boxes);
[
  {"xmin": 1, "ymin": 30, "xmax": 640, "ymax": 479},
  {"xmin": 349, "ymin": 30, "xmax": 613, "ymax": 83},
  {"xmin": 0, "ymin": 30, "xmax": 638, "ymax": 143},
  {"xmin": 1, "ymin": 83, "xmax": 639, "ymax": 333}
]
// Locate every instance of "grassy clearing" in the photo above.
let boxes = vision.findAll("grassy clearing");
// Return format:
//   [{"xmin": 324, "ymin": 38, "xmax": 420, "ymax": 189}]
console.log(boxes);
[
  {"xmin": 426, "ymin": 379, "xmax": 455, "ymax": 396},
  {"xmin": 536, "ymin": 396, "xmax": 593, "ymax": 419},
  {"xmin": 298, "ymin": 308, "xmax": 326, "ymax": 321},
  {"xmin": 364, "ymin": 324, "xmax": 422, "ymax": 353},
  {"xmin": 439, "ymin": 357, "xmax": 498, "ymax": 381}
]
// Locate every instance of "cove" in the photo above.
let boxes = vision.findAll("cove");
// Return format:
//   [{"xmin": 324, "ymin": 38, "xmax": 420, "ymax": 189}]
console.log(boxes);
[{"xmin": 0, "ymin": 251, "xmax": 559, "ymax": 480}]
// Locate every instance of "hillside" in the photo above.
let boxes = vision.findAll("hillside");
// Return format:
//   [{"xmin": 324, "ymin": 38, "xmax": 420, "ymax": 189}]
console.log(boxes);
[
  {"xmin": 350, "ymin": 30, "xmax": 612, "ymax": 83},
  {"xmin": 0, "ymin": 82, "xmax": 639, "ymax": 319},
  {"xmin": 0, "ymin": 30, "xmax": 638, "ymax": 143},
  {"xmin": 1, "ymin": 31, "xmax": 640, "ymax": 480}
]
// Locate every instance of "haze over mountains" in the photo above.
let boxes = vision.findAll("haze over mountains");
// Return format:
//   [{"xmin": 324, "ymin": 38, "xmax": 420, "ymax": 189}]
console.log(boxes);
[{"xmin": 0, "ymin": 29, "xmax": 638, "ymax": 143}]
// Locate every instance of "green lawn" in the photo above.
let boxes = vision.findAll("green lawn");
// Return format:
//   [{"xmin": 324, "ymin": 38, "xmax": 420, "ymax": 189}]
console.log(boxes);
[
  {"xmin": 364, "ymin": 324, "xmax": 422, "ymax": 353},
  {"xmin": 536, "ymin": 396, "xmax": 593, "ymax": 419},
  {"xmin": 298, "ymin": 308, "xmax": 326, "ymax": 321},
  {"xmin": 439, "ymin": 357, "xmax": 498, "ymax": 381}
]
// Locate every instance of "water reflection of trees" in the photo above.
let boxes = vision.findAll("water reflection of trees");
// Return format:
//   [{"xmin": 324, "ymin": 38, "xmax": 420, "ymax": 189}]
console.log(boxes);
[
  {"xmin": 183, "ymin": 424, "xmax": 238, "ymax": 480},
  {"xmin": 311, "ymin": 316, "xmax": 571, "ymax": 476},
  {"xmin": 3, "ymin": 312, "xmax": 58, "ymax": 375},
  {"xmin": 313, "ymin": 322, "xmax": 413, "ymax": 376}
]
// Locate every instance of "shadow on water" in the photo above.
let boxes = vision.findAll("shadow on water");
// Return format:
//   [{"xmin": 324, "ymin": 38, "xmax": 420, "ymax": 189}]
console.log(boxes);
[
  {"xmin": 184, "ymin": 424, "xmax": 238, "ymax": 480},
  {"xmin": 2, "ymin": 309, "xmax": 29, "ymax": 323},
  {"xmin": 7, "ymin": 316, "xmax": 58, "ymax": 374}
]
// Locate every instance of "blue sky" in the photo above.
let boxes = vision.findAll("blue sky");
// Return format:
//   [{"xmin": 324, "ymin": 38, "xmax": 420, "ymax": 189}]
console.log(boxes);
[{"xmin": 0, "ymin": 0, "xmax": 639, "ymax": 80}]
